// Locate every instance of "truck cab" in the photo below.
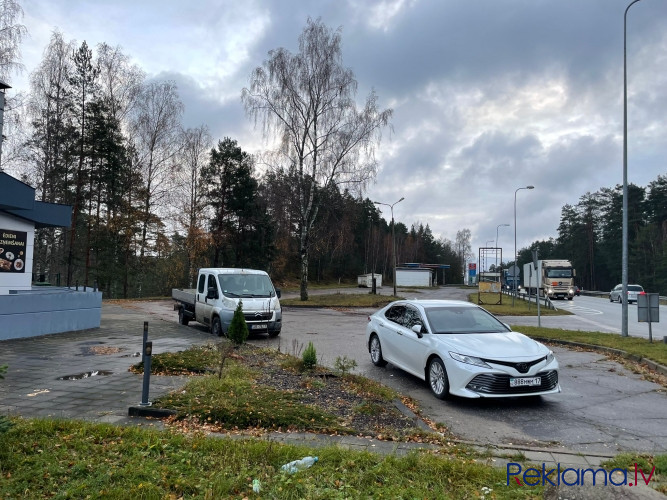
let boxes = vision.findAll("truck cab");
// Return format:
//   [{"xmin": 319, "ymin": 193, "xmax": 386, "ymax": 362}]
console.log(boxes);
[{"xmin": 175, "ymin": 268, "xmax": 282, "ymax": 337}]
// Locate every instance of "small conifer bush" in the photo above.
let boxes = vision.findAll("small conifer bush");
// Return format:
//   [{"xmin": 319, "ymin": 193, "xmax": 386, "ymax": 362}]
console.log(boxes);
[
  {"xmin": 302, "ymin": 341, "xmax": 317, "ymax": 369},
  {"xmin": 228, "ymin": 301, "xmax": 249, "ymax": 346}
]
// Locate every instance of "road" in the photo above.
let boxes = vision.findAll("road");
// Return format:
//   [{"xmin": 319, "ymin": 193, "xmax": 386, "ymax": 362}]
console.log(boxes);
[
  {"xmin": 552, "ymin": 295, "xmax": 667, "ymax": 341},
  {"xmin": 148, "ymin": 289, "xmax": 667, "ymax": 455}
]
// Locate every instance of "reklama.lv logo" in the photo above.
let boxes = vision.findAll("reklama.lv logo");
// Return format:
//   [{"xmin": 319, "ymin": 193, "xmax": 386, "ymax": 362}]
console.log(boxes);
[{"xmin": 507, "ymin": 462, "xmax": 656, "ymax": 487}]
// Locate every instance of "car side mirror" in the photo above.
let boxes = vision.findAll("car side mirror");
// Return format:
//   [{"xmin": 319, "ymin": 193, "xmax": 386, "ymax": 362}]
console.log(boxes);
[
  {"xmin": 275, "ymin": 288, "xmax": 281, "ymax": 298},
  {"xmin": 411, "ymin": 324, "xmax": 424, "ymax": 338},
  {"xmin": 206, "ymin": 287, "xmax": 217, "ymax": 300}
]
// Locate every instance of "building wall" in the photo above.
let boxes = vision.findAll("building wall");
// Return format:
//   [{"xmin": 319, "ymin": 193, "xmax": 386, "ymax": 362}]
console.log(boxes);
[
  {"xmin": 0, "ymin": 288, "xmax": 102, "ymax": 340},
  {"xmin": 0, "ymin": 212, "xmax": 34, "ymax": 295},
  {"xmin": 396, "ymin": 268, "xmax": 432, "ymax": 287}
]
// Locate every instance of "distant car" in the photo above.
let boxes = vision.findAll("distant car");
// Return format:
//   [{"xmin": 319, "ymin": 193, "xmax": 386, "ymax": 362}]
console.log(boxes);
[
  {"xmin": 609, "ymin": 284, "xmax": 645, "ymax": 304},
  {"xmin": 365, "ymin": 299, "xmax": 560, "ymax": 399},
  {"xmin": 574, "ymin": 286, "xmax": 581, "ymax": 296}
]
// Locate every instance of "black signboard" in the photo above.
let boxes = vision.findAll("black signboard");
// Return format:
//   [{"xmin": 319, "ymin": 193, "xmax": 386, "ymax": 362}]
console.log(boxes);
[{"xmin": 0, "ymin": 229, "xmax": 27, "ymax": 273}]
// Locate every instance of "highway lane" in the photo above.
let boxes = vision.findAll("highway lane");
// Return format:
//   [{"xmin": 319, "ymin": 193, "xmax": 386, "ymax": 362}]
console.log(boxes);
[{"xmin": 551, "ymin": 295, "xmax": 667, "ymax": 341}]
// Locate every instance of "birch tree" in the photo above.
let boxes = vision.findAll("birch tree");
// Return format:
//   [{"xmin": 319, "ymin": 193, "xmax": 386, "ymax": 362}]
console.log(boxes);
[{"xmin": 242, "ymin": 18, "xmax": 391, "ymax": 300}]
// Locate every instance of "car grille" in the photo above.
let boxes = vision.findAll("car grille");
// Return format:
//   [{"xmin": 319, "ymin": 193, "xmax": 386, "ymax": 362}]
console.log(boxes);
[
  {"xmin": 466, "ymin": 370, "xmax": 558, "ymax": 395},
  {"xmin": 481, "ymin": 356, "xmax": 546, "ymax": 374},
  {"xmin": 244, "ymin": 312, "xmax": 272, "ymax": 322}
]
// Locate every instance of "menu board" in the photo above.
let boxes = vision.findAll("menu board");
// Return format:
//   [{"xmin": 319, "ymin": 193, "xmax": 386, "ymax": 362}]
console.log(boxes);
[{"xmin": 0, "ymin": 229, "xmax": 27, "ymax": 273}]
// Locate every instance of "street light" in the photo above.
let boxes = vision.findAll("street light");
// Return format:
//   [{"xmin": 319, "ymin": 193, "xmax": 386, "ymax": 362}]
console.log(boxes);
[
  {"xmin": 496, "ymin": 223, "xmax": 510, "ymax": 268},
  {"xmin": 513, "ymin": 186, "xmax": 534, "ymax": 306},
  {"xmin": 622, "ymin": 0, "xmax": 643, "ymax": 337},
  {"xmin": 374, "ymin": 197, "xmax": 404, "ymax": 296}
]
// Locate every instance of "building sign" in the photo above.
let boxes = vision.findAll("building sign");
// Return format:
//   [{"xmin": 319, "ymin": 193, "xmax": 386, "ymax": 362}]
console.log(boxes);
[{"xmin": 0, "ymin": 229, "xmax": 27, "ymax": 273}]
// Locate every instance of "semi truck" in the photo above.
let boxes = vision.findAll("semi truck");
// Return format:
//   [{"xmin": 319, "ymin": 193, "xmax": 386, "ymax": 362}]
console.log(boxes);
[
  {"xmin": 172, "ymin": 268, "xmax": 282, "ymax": 337},
  {"xmin": 522, "ymin": 259, "xmax": 576, "ymax": 300}
]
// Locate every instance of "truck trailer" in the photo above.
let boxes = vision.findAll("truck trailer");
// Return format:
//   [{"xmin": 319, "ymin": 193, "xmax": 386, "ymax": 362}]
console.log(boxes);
[{"xmin": 522, "ymin": 259, "xmax": 576, "ymax": 300}]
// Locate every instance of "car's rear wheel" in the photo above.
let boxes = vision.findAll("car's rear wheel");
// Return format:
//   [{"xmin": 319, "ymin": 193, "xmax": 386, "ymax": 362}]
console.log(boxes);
[
  {"xmin": 618, "ymin": 295, "xmax": 623, "ymax": 304},
  {"xmin": 427, "ymin": 357, "xmax": 450, "ymax": 400},
  {"xmin": 369, "ymin": 334, "xmax": 387, "ymax": 367},
  {"xmin": 178, "ymin": 308, "xmax": 189, "ymax": 326}
]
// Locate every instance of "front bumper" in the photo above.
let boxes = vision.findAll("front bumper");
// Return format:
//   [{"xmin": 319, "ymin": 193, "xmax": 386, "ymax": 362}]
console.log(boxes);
[{"xmin": 446, "ymin": 358, "xmax": 561, "ymax": 398}]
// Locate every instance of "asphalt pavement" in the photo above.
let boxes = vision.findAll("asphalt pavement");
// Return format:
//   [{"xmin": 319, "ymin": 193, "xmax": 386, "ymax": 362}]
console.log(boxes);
[{"xmin": 0, "ymin": 297, "xmax": 665, "ymax": 498}]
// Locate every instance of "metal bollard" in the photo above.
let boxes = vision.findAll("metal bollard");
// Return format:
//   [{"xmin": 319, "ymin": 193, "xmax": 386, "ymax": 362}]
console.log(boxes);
[
  {"xmin": 140, "ymin": 341, "xmax": 152, "ymax": 406},
  {"xmin": 663, "ymin": 336, "xmax": 667, "ymax": 344},
  {"xmin": 76, "ymin": 280, "xmax": 79, "ymax": 291},
  {"xmin": 142, "ymin": 322, "xmax": 148, "ymax": 365},
  {"xmin": 94, "ymin": 280, "xmax": 98, "ymax": 292}
]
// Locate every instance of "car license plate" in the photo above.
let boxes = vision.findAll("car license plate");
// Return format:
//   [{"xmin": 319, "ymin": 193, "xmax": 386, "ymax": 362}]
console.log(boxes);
[
  {"xmin": 251, "ymin": 324, "xmax": 266, "ymax": 330},
  {"xmin": 509, "ymin": 377, "xmax": 541, "ymax": 388}
]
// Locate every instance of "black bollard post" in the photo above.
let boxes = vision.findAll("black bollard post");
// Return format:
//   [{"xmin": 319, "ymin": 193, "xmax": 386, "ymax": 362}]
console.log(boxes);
[
  {"xmin": 140, "ymin": 341, "xmax": 152, "ymax": 406},
  {"xmin": 76, "ymin": 280, "xmax": 79, "ymax": 291},
  {"xmin": 142, "ymin": 322, "xmax": 148, "ymax": 365}
]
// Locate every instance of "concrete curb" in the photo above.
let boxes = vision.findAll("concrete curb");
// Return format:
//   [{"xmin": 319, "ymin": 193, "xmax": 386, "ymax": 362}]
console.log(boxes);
[{"xmin": 531, "ymin": 337, "xmax": 667, "ymax": 376}]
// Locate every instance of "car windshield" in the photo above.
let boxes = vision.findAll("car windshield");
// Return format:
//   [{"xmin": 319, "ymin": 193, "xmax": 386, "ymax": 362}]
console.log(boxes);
[
  {"xmin": 424, "ymin": 306, "xmax": 509, "ymax": 334},
  {"xmin": 218, "ymin": 274, "xmax": 275, "ymax": 298}
]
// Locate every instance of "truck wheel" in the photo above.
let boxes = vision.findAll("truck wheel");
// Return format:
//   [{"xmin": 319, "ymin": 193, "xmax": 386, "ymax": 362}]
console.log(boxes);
[
  {"xmin": 178, "ymin": 308, "xmax": 189, "ymax": 326},
  {"xmin": 211, "ymin": 317, "xmax": 223, "ymax": 337}
]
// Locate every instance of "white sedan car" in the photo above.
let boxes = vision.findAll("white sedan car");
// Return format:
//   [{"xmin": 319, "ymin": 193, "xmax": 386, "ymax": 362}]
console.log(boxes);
[{"xmin": 365, "ymin": 300, "xmax": 560, "ymax": 399}]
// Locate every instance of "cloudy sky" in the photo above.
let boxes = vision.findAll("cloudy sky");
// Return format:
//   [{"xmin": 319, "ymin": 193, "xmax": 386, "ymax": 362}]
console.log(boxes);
[{"xmin": 12, "ymin": 0, "xmax": 667, "ymax": 266}]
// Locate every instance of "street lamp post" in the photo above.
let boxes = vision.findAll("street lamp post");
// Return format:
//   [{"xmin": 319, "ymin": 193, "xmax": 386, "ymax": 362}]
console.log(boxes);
[
  {"xmin": 496, "ymin": 223, "xmax": 510, "ymax": 268},
  {"xmin": 622, "ymin": 0, "xmax": 642, "ymax": 337},
  {"xmin": 374, "ymin": 197, "xmax": 404, "ymax": 296},
  {"xmin": 513, "ymin": 186, "xmax": 534, "ymax": 306}
]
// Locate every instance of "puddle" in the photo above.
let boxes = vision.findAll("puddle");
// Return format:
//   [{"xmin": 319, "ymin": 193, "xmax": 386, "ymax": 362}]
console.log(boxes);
[{"xmin": 57, "ymin": 370, "xmax": 113, "ymax": 380}]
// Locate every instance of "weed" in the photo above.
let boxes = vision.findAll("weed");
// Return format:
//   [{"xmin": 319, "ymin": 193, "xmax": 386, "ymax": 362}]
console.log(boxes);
[{"xmin": 334, "ymin": 355, "xmax": 358, "ymax": 375}]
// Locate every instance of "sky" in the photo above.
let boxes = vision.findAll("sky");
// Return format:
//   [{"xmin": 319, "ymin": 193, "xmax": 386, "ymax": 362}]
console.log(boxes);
[{"xmin": 10, "ymin": 0, "xmax": 667, "ymax": 267}]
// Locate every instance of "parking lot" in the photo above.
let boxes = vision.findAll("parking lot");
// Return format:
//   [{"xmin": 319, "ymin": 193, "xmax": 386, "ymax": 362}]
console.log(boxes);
[
  {"xmin": 140, "ymin": 290, "xmax": 667, "ymax": 456},
  {"xmin": 2, "ymin": 292, "xmax": 665, "ymax": 457}
]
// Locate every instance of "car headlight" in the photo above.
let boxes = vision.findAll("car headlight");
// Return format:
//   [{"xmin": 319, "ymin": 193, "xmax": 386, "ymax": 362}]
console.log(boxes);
[
  {"xmin": 546, "ymin": 351, "xmax": 555, "ymax": 364},
  {"xmin": 273, "ymin": 300, "xmax": 281, "ymax": 312},
  {"xmin": 449, "ymin": 352, "xmax": 491, "ymax": 368}
]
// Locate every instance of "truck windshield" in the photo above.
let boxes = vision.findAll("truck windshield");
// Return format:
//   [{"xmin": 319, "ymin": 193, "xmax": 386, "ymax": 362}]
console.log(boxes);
[
  {"xmin": 546, "ymin": 268, "xmax": 572, "ymax": 278},
  {"xmin": 218, "ymin": 274, "xmax": 275, "ymax": 298}
]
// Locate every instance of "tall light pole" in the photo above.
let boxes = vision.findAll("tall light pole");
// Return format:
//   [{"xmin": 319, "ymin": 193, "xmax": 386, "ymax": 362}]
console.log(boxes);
[
  {"xmin": 374, "ymin": 197, "xmax": 404, "ymax": 296},
  {"xmin": 622, "ymin": 0, "xmax": 642, "ymax": 337},
  {"xmin": 513, "ymin": 186, "xmax": 534, "ymax": 306},
  {"xmin": 496, "ymin": 223, "xmax": 510, "ymax": 268}
]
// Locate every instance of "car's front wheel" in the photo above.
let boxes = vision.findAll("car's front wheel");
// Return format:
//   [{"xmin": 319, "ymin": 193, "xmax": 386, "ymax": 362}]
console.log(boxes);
[
  {"xmin": 211, "ymin": 317, "xmax": 223, "ymax": 337},
  {"xmin": 427, "ymin": 357, "xmax": 450, "ymax": 400},
  {"xmin": 369, "ymin": 334, "xmax": 387, "ymax": 367}
]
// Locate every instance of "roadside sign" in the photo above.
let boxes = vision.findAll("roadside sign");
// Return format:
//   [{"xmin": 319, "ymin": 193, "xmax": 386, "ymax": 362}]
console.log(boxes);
[
  {"xmin": 638, "ymin": 293, "xmax": 659, "ymax": 323},
  {"xmin": 638, "ymin": 293, "xmax": 659, "ymax": 343}
]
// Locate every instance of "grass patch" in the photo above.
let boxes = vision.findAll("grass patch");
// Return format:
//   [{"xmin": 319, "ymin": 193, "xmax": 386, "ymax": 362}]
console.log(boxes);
[
  {"xmin": 0, "ymin": 419, "xmax": 543, "ymax": 499},
  {"xmin": 516, "ymin": 326, "xmax": 667, "ymax": 367},
  {"xmin": 131, "ymin": 344, "xmax": 218, "ymax": 375},
  {"xmin": 470, "ymin": 293, "xmax": 571, "ymax": 316},
  {"xmin": 141, "ymin": 343, "xmax": 425, "ymax": 439},
  {"xmin": 281, "ymin": 293, "xmax": 402, "ymax": 308},
  {"xmin": 600, "ymin": 453, "xmax": 667, "ymax": 493},
  {"xmin": 157, "ymin": 372, "xmax": 346, "ymax": 433}
]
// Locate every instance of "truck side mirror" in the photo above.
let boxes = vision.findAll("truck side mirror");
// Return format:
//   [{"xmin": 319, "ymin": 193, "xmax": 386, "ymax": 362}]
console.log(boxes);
[
  {"xmin": 206, "ymin": 287, "xmax": 217, "ymax": 300},
  {"xmin": 275, "ymin": 288, "xmax": 281, "ymax": 298}
]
